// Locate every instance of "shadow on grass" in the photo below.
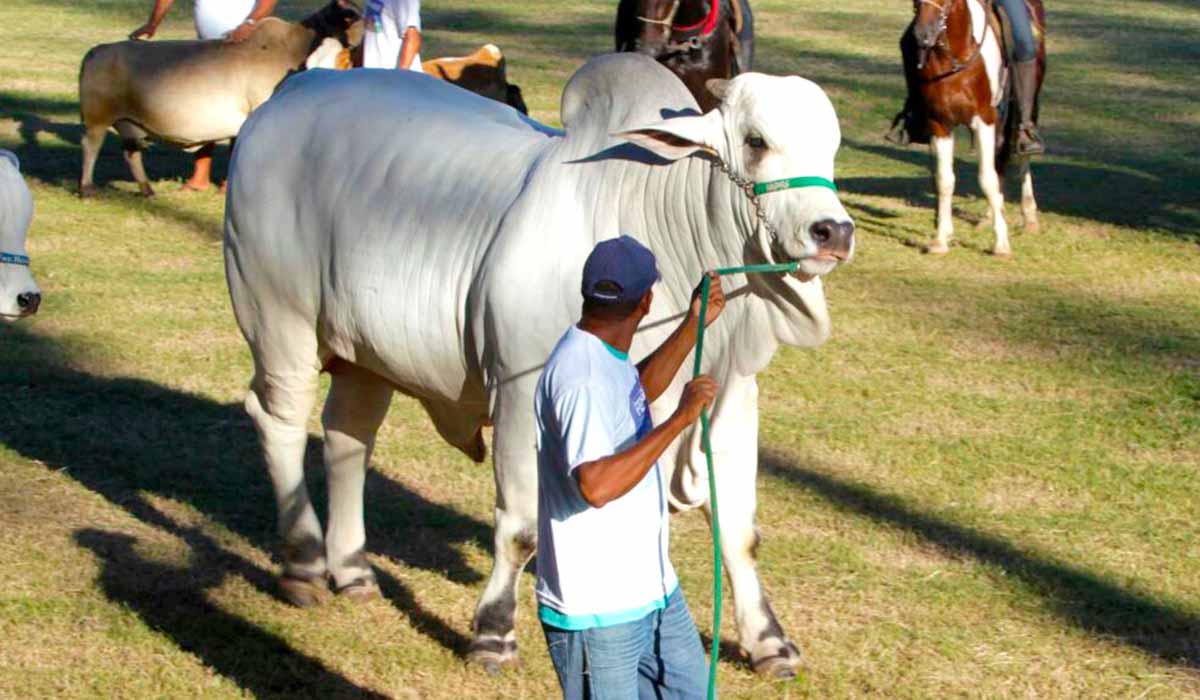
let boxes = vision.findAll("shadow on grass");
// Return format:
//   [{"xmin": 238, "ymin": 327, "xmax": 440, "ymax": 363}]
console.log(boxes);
[
  {"xmin": 760, "ymin": 452, "xmax": 1200, "ymax": 668},
  {"xmin": 0, "ymin": 324, "xmax": 490, "ymax": 674}
]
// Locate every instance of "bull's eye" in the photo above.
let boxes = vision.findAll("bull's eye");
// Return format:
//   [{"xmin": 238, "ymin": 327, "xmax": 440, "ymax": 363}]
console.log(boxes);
[{"xmin": 745, "ymin": 135, "xmax": 766, "ymax": 150}]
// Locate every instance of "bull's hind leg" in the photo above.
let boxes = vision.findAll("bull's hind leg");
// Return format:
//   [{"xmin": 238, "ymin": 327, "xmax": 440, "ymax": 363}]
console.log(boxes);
[
  {"xmin": 115, "ymin": 121, "xmax": 154, "ymax": 197},
  {"xmin": 239, "ymin": 319, "xmax": 328, "ymax": 607},
  {"xmin": 321, "ymin": 360, "xmax": 394, "ymax": 598},
  {"xmin": 469, "ymin": 387, "xmax": 538, "ymax": 673},
  {"xmin": 80, "ymin": 125, "xmax": 107, "ymax": 198},
  {"xmin": 972, "ymin": 117, "xmax": 1011, "ymax": 257},
  {"xmin": 1020, "ymin": 161, "xmax": 1039, "ymax": 233},
  {"xmin": 928, "ymin": 133, "xmax": 956, "ymax": 255}
]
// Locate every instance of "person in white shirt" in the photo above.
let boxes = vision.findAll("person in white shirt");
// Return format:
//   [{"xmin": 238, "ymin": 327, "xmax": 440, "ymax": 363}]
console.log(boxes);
[
  {"xmin": 535, "ymin": 236, "xmax": 725, "ymax": 699},
  {"xmin": 128, "ymin": 0, "xmax": 277, "ymax": 191},
  {"xmin": 362, "ymin": 0, "xmax": 423, "ymax": 71}
]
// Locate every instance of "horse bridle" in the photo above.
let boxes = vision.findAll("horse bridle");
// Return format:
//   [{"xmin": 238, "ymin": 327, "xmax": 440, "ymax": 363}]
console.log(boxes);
[
  {"xmin": 637, "ymin": 0, "xmax": 718, "ymax": 55},
  {"xmin": 914, "ymin": 0, "xmax": 988, "ymax": 80}
]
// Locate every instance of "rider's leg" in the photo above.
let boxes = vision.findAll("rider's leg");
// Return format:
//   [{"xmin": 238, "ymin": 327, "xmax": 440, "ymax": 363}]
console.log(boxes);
[
  {"xmin": 887, "ymin": 26, "xmax": 929, "ymax": 145},
  {"xmin": 997, "ymin": 0, "xmax": 1044, "ymax": 155}
]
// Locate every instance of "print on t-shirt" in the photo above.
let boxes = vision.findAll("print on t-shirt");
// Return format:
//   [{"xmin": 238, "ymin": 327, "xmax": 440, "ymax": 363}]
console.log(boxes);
[{"xmin": 629, "ymin": 381, "xmax": 652, "ymax": 440}]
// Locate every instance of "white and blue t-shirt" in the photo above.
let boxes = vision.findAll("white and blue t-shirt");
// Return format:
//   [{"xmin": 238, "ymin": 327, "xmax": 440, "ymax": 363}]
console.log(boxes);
[{"xmin": 534, "ymin": 326, "xmax": 678, "ymax": 630}]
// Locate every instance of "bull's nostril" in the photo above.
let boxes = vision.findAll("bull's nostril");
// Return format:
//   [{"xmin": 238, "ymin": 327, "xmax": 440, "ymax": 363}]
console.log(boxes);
[
  {"xmin": 810, "ymin": 221, "xmax": 833, "ymax": 244},
  {"xmin": 17, "ymin": 292, "xmax": 40, "ymax": 313}
]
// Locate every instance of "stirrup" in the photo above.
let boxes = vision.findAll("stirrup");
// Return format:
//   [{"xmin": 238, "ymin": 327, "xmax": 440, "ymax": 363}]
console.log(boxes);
[{"xmin": 1016, "ymin": 126, "xmax": 1045, "ymax": 156}]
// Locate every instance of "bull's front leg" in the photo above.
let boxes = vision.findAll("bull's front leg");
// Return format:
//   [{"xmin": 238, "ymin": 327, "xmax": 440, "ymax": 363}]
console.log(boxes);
[
  {"xmin": 467, "ymin": 384, "xmax": 538, "ymax": 673},
  {"xmin": 707, "ymin": 373, "xmax": 801, "ymax": 679}
]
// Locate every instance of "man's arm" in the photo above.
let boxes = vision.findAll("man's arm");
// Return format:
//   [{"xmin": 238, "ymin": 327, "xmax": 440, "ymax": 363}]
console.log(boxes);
[
  {"xmin": 637, "ymin": 271, "xmax": 725, "ymax": 403},
  {"xmin": 575, "ymin": 376, "xmax": 716, "ymax": 508},
  {"xmin": 225, "ymin": 0, "xmax": 278, "ymax": 42},
  {"xmin": 397, "ymin": 25, "xmax": 422, "ymax": 69},
  {"xmin": 129, "ymin": 0, "xmax": 175, "ymax": 40}
]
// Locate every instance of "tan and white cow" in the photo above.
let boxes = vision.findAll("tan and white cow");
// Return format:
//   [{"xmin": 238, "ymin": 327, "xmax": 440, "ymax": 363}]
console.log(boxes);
[{"xmin": 78, "ymin": 0, "xmax": 360, "ymax": 197}]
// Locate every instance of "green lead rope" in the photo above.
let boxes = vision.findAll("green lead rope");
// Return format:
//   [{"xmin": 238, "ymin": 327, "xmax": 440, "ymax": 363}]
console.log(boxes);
[{"xmin": 694, "ymin": 260, "xmax": 799, "ymax": 700}]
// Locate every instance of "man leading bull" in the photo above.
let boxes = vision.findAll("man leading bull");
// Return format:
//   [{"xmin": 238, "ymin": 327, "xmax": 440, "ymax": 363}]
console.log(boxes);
[
  {"xmin": 535, "ymin": 236, "xmax": 724, "ymax": 699},
  {"xmin": 129, "ymin": 0, "xmax": 279, "ymax": 191}
]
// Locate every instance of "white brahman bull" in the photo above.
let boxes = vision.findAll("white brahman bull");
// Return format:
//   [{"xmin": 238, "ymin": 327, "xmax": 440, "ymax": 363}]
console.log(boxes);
[
  {"xmin": 224, "ymin": 53, "xmax": 853, "ymax": 678},
  {"xmin": 0, "ymin": 151, "xmax": 39, "ymax": 321}
]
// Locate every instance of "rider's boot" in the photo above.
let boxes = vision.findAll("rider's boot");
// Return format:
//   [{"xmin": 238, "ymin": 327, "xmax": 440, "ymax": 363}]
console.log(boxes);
[{"xmin": 1013, "ymin": 59, "xmax": 1045, "ymax": 156}]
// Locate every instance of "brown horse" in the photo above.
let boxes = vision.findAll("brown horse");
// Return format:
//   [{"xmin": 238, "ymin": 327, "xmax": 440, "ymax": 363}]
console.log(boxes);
[
  {"xmin": 900, "ymin": 0, "xmax": 1046, "ymax": 256},
  {"xmin": 615, "ymin": 0, "xmax": 754, "ymax": 112}
]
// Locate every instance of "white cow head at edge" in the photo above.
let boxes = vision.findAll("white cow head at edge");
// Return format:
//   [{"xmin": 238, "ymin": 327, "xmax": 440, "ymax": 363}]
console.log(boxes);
[
  {"xmin": 614, "ymin": 72, "xmax": 855, "ymax": 281},
  {"xmin": 0, "ymin": 150, "xmax": 38, "ymax": 322}
]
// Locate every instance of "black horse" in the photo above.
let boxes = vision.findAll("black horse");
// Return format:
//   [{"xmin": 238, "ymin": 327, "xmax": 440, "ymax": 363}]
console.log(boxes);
[{"xmin": 615, "ymin": 0, "xmax": 754, "ymax": 112}]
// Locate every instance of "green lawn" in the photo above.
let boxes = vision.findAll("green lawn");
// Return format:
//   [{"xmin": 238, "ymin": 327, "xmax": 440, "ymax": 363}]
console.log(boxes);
[{"xmin": 0, "ymin": 0, "xmax": 1197, "ymax": 697}]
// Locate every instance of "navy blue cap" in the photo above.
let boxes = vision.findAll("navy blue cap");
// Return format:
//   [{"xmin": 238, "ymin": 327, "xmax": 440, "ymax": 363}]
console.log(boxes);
[{"xmin": 581, "ymin": 236, "xmax": 661, "ymax": 304}]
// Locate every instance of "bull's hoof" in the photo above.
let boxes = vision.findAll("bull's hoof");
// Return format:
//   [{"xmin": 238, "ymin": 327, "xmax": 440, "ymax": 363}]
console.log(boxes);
[
  {"xmin": 279, "ymin": 573, "xmax": 331, "ymax": 608},
  {"xmin": 926, "ymin": 241, "xmax": 950, "ymax": 256},
  {"xmin": 79, "ymin": 184, "xmax": 99, "ymax": 198},
  {"xmin": 335, "ymin": 576, "xmax": 382, "ymax": 603},
  {"xmin": 751, "ymin": 641, "xmax": 801, "ymax": 680},
  {"xmin": 466, "ymin": 638, "xmax": 520, "ymax": 675}
]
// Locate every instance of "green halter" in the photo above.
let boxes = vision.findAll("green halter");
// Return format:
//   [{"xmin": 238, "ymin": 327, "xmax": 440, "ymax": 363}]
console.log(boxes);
[{"xmin": 752, "ymin": 175, "xmax": 838, "ymax": 196}]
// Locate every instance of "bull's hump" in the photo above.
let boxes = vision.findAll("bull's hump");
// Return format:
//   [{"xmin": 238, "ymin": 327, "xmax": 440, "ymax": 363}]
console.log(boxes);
[{"xmin": 560, "ymin": 54, "xmax": 700, "ymax": 139}]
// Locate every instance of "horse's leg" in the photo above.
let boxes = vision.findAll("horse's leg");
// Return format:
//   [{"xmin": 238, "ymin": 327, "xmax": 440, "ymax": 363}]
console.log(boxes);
[
  {"xmin": 972, "ymin": 117, "xmax": 1011, "ymax": 257},
  {"xmin": 928, "ymin": 133, "xmax": 955, "ymax": 255},
  {"xmin": 468, "ymin": 381, "xmax": 538, "ymax": 673},
  {"xmin": 321, "ymin": 360, "xmax": 394, "ymax": 597},
  {"xmin": 708, "ymin": 375, "xmax": 801, "ymax": 679},
  {"xmin": 1020, "ymin": 160, "xmax": 1039, "ymax": 233}
]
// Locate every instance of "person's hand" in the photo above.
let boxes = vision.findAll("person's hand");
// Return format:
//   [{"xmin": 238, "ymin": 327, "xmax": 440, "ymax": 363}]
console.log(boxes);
[
  {"xmin": 225, "ymin": 20, "xmax": 257, "ymax": 43},
  {"xmin": 675, "ymin": 376, "xmax": 718, "ymax": 424},
  {"xmin": 688, "ymin": 271, "xmax": 725, "ymax": 328},
  {"xmin": 129, "ymin": 22, "xmax": 158, "ymax": 40}
]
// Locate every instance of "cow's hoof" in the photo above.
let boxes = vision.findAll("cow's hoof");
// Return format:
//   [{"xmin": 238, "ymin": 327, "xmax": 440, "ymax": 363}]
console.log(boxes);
[
  {"xmin": 467, "ymin": 638, "xmax": 520, "ymax": 675},
  {"xmin": 751, "ymin": 641, "xmax": 802, "ymax": 680},
  {"xmin": 926, "ymin": 241, "xmax": 950, "ymax": 256},
  {"xmin": 335, "ymin": 576, "xmax": 382, "ymax": 603},
  {"xmin": 279, "ymin": 573, "xmax": 331, "ymax": 608},
  {"xmin": 79, "ymin": 184, "xmax": 99, "ymax": 198}
]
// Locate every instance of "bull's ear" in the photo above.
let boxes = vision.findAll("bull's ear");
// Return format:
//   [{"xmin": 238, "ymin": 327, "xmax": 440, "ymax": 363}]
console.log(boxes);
[
  {"xmin": 612, "ymin": 111, "xmax": 722, "ymax": 162},
  {"xmin": 705, "ymin": 78, "xmax": 730, "ymax": 102}
]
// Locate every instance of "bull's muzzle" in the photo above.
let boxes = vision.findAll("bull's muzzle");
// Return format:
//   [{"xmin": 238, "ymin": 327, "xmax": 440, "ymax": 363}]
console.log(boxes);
[{"xmin": 809, "ymin": 219, "xmax": 855, "ymax": 261}]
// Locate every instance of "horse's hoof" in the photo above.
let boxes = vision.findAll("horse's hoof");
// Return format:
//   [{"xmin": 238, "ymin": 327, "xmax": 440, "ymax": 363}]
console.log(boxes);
[
  {"xmin": 467, "ymin": 639, "xmax": 520, "ymax": 674},
  {"xmin": 139, "ymin": 184, "xmax": 156, "ymax": 198},
  {"xmin": 1023, "ymin": 219, "xmax": 1040, "ymax": 233},
  {"xmin": 752, "ymin": 642, "xmax": 802, "ymax": 679},
  {"xmin": 279, "ymin": 573, "xmax": 331, "ymax": 608},
  {"xmin": 79, "ymin": 184, "xmax": 99, "ymax": 198},
  {"xmin": 992, "ymin": 246, "xmax": 1013, "ymax": 258},
  {"xmin": 926, "ymin": 241, "xmax": 950, "ymax": 256},
  {"xmin": 335, "ymin": 576, "xmax": 382, "ymax": 603}
]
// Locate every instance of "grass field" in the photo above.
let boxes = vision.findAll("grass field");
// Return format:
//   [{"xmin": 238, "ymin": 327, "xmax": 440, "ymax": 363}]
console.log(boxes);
[{"xmin": 1, "ymin": 0, "xmax": 1197, "ymax": 697}]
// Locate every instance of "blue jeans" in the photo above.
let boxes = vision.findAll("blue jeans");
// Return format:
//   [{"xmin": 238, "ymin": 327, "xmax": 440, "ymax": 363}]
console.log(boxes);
[
  {"xmin": 995, "ymin": 0, "xmax": 1037, "ymax": 61},
  {"xmin": 542, "ymin": 588, "xmax": 708, "ymax": 699}
]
